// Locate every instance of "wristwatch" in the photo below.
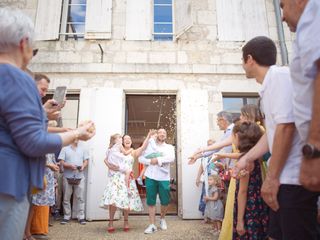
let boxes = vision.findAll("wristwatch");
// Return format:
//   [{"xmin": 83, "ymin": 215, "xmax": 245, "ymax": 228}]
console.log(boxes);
[{"xmin": 302, "ymin": 143, "xmax": 320, "ymax": 159}]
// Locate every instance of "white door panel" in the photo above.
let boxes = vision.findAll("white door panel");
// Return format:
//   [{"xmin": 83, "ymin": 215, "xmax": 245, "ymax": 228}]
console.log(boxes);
[
  {"xmin": 179, "ymin": 89, "xmax": 209, "ymax": 219},
  {"xmin": 79, "ymin": 88, "xmax": 124, "ymax": 220}
]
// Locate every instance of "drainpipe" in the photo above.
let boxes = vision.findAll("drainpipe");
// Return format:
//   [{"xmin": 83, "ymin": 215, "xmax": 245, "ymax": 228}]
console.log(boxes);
[
  {"xmin": 273, "ymin": 0, "xmax": 289, "ymax": 65},
  {"xmin": 98, "ymin": 43, "xmax": 104, "ymax": 63}
]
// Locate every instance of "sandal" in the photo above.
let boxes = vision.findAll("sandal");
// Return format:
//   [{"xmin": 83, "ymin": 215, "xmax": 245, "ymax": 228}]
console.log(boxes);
[
  {"xmin": 123, "ymin": 219, "xmax": 130, "ymax": 232},
  {"xmin": 107, "ymin": 221, "xmax": 115, "ymax": 233}
]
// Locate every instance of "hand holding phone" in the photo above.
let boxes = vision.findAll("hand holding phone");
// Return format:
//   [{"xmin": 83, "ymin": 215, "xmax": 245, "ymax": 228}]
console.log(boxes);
[{"xmin": 53, "ymin": 86, "xmax": 67, "ymax": 107}]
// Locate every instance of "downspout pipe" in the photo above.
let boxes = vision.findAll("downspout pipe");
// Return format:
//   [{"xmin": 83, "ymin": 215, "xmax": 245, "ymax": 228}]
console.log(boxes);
[{"xmin": 273, "ymin": 0, "xmax": 289, "ymax": 65}]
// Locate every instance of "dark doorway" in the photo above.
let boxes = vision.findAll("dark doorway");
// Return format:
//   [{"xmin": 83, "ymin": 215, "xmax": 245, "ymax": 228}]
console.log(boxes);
[{"xmin": 125, "ymin": 94, "xmax": 177, "ymax": 215}]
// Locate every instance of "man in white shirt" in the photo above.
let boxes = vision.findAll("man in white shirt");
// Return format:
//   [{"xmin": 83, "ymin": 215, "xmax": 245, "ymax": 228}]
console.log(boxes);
[
  {"xmin": 235, "ymin": 36, "xmax": 319, "ymax": 239},
  {"xmin": 280, "ymin": 0, "xmax": 320, "ymax": 193},
  {"xmin": 139, "ymin": 128, "xmax": 175, "ymax": 234}
]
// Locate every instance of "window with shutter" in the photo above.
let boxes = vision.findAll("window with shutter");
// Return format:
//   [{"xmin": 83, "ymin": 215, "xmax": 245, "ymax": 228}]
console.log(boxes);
[
  {"xmin": 173, "ymin": 0, "xmax": 192, "ymax": 40},
  {"xmin": 59, "ymin": 0, "xmax": 112, "ymax": 40},
  {"xmin": 34, "ymin": 0, "xmax": 63, "ymax": 41},
  {"xmin": 84, "ymin": 0, "xmax": 112, "ymax": 39},
  {"xmin": 125, "ymin": 0, "xmax": 152, "ymax": 40},
  {"xmin": 125, "ymin": 0, "xmax": 192, "ymax": 41},
  {"xmin": 60, "ymin": 0, "xmax": 87, "ymax": 40},
  {"xmin": 153, "ymin": 0, "xmax": 173, "ymax": 41}
]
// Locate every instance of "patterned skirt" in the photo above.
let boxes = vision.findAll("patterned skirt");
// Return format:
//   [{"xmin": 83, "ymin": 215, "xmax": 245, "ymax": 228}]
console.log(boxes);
[{"xmin": 100, "ymin": 172, "xmax": 143, "ymax": 212}]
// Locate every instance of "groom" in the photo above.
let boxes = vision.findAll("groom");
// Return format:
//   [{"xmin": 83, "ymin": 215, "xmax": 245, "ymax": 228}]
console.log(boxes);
[{"xmin": 139, "ymin": 128, "xmax": 175, "ymax": 234}]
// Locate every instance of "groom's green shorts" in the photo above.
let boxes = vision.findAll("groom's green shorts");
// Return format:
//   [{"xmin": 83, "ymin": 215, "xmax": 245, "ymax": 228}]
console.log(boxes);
[{"xmin": 145, "ymin": 177, "xmax": 170, "ymax": 206}]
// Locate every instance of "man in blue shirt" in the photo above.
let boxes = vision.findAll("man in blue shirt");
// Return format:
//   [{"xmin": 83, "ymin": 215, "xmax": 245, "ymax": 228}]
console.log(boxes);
[{"xmin": 59, "ymin": 141, "xmax": 89, "ymax": 225}]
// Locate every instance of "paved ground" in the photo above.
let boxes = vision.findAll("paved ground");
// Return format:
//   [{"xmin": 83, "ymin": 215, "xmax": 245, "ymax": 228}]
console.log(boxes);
[{"xmin": 48, "ymin": 216, "xmax": 219, "ymax": 240}]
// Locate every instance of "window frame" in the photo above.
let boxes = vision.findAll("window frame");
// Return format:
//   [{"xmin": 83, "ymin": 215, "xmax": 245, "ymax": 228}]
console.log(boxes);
[
  {"xmin": 153, "ymin": 0, "xmax": 174, "ymax": 41},
  {"xmin": 43, "ymin": 93, "xmax": 80, "ymax": 128},
  {"xmin": 222, "ymin": 94, "xmax": 260, "ymax": 113},
  {"xmin": 59, "ymin": 0, "xmax": 87, "ymax": 41}
]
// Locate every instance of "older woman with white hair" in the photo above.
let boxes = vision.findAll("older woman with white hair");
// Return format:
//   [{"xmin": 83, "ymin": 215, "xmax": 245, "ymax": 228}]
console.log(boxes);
[{"xmin": 0, "ymin": 7, "xmax": 95, "ymax": 240}]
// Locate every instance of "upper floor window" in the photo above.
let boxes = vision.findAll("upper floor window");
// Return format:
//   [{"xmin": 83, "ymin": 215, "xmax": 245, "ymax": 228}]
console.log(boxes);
[
  {"xmin": 34, "ymin": 0, "xmax": 112, "ymax": 41},
  {"xmin": 154, "ymin": 0, "xmax": 173, "ymax": 41},
  {"xmin": 61, "ymin": 0, "xmax": 87, "ymax": 40}
]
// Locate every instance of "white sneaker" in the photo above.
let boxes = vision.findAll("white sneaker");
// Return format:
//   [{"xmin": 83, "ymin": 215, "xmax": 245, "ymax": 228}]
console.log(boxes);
[
  {"xmin": 144, "ymin": 224, "xmax": 157, "ymax": 234},
  {"xmin": 160, "ymin": 218, "xmax": 167, "ymax": 230}
]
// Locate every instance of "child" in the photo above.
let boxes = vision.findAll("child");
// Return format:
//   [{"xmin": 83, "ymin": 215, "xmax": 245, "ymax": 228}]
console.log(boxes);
[
  {"xmin": 231, "ymin": 122, "xmax": 268, "ymax": 240},
  {"xmin": 197, "ymin": 139, "xmax": 218, "ymax": 216},
  {"xmin": 106, "ymin": 134, "xmax": 132, "ymax": 188},
  {"xmin": 136, "ymin": 130, "xmax": 167, "ymax": 186},
  {"xmin": 203, "ymin": 174, "xmax": 224, "ymax": 234}
]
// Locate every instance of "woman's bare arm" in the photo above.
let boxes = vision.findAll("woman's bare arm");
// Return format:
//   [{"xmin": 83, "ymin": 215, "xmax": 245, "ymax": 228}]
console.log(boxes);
[
  {"xmin": 132, "ymin": 130, "xmax": 153, "ymax": 158},
  {"xmin": 212, "ymin": 152, "xmax": 242, "ymax": 161}
]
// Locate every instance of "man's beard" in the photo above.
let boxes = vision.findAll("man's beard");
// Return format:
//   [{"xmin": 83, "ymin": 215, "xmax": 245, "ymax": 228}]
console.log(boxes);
[{"xmin": 157, "ymin": 138, "xmax": 165, "ymax": 143}]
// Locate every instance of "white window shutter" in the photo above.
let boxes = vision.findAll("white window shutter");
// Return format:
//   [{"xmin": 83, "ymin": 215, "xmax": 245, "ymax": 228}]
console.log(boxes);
[
  {"xmin": 34, "ymin": 0, "xmax": 63, "ymax": 40},
  {"xmin": 174, "ymin": 0, "xmax": 192, "ymax": 40},
  {"xmin": 85, "ymin": 0, "xmax": 112, "ymax": 39},
  {"xmin": 242, "ymin": 0, "xmax": 269, "ymax": 41},
  {"xmin": 125, "ymin": 0, "xmax": 152, "ymax": 40},
  {"xmin": 216, "ymin": 0, "xmax": 244, "ymax": 41}
]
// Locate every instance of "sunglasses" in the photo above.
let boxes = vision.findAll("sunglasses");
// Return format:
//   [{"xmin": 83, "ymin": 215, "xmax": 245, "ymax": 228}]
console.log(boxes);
[{"xmin": 33, "ymin": 48, "xmax": 39, "ymax": 56}]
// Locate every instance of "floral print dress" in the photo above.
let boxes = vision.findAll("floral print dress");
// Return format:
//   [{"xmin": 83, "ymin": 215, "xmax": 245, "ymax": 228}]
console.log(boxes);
[
  {"xmin": 124, "ymin": 154, "xmax": 143, "ymax": 212},
  {"xmin": 100, "ymin": 153, "xmax": 143, "ymax": 212},
  {"xmin": 31, "ymin": 154, "xmax": 56, "ymax": 206},
  {"xmin": 233, "ymin": 160, "xmax": 269, "ymax": 240}
]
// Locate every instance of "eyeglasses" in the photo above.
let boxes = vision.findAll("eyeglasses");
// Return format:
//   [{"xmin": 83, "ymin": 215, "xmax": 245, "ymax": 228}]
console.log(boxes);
[{"xmin": 257, "ymin": 98, "xmax": 265, "ymax": 120}]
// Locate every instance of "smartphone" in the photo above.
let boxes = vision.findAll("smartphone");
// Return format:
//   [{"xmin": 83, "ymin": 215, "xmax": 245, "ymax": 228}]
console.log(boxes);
[{"xmin": 53, "ymin": 86, "xmax": 67, "ymax": 106}]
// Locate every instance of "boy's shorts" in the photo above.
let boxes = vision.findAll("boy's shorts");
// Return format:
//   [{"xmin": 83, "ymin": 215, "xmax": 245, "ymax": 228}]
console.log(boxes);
[{"xmin": 145, "ymin": 177, "xmax": 170, "ymax": 206}]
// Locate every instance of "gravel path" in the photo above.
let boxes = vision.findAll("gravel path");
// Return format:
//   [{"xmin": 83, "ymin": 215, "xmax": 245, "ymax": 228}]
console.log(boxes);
[{"xmin": 48, "ymin": 216, "xmax": 219, "ymax": 240}]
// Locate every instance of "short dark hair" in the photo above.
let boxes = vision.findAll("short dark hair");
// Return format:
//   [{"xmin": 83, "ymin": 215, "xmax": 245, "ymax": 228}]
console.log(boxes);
[
  {"xmin": 34, "ymin": 73, "xmax": 50, "ymax": 83},
  {"xmin": 242, "ymin": 36, "xmax": 277, "ymax": 66}
]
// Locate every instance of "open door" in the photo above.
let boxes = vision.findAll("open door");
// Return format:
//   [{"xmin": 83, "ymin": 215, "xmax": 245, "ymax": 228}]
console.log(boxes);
[
  {"xmin": 79, "ymin": 88, "xmax": 124, "ymax": 220},
  {"xmin": 179, "ymin": 89, "xmax": 209, "ymax": 219}
]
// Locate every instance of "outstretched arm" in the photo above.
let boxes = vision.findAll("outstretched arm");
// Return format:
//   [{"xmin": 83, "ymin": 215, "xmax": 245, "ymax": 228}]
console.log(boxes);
[
  {"xmin": 188, "ymin": 136, "xmax": 233, "ymax": 164},
  {"xmin": 198, "ymin": 135, "xmax": 233, "ymax": 154},
  {"xmin": 133, "ymin": 130, "xmax": 153, "ymax": 159},
  {"xmin": 212, "ymin": 152, "xmax": 242, "ymax": 161}
]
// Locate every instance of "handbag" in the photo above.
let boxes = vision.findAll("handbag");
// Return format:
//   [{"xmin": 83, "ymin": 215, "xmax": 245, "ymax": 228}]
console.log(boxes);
[
  {"xmin": 67, "ymin": 177, "xmax": 82, "ymax": 185},
  {"xmin": 222, "ymin": 169, "xmax": 231, "ymax": 182},
  {"xmin": 31, "ymin": 176, "xmax": 47, "ymax": 194}
]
